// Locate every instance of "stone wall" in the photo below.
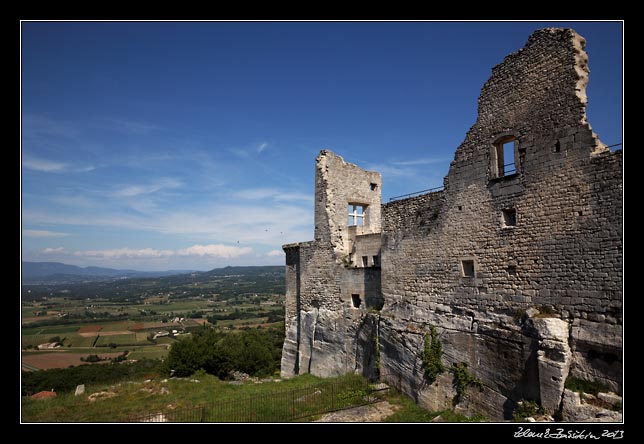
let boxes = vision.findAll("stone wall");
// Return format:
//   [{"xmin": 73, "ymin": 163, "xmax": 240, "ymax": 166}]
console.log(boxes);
[
  {"xmin": 281, "ymin": 151, "xmax": 383, "ymax": 378},
  {"xmin": 378, "ymin": 28, "xmax": 621, "ymax": 419},
  {"xmin": 281, "ymin": 28, "xmax": 622, "ymax": 421}
]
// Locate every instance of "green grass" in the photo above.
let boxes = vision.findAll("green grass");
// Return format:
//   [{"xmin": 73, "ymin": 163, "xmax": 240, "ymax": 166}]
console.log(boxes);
[
  {"xmin": 564, "ymin": 376, "xmax": 610, "ymax": 396},
  {"xmin": 21, "ymin": 373, "xmax": 377, "ymax": 422},
  {"xmin": 22, "ymin": 371, "xmax": 491, "ymax": 423},
  {"xmin": 101, "ymin": 321, "xmax": 135, "ymax": 331},
  {"xmin": 127, "ymin": 347, "xmax": 169, "ymax": 360},
  {"xmin": 95, "ymin": 334, "xmax": 148, "ymax": 346},
  {"xmin": 383, "ymin": 394, "xmax": 438, "ymax": 422},
  {"xmin": 39, "ymin": 325, "xmax": 80, "ymax": 334},
  {"xmin": 383, "ymin": 390, "xmax": 488, "ymax": 423},
  {"xmin": 62, "ymin": 334, "xmax": 98, "ymax": 348},
  {"xmin": 21, "ymin": 372, "xmax": 339, "ymax": 422}
]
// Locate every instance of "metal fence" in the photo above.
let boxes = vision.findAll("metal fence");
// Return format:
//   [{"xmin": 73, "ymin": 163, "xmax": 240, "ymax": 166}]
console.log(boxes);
[{"xmin": 127, "ymin": 378, "xmax": 389, "ymax": 423}]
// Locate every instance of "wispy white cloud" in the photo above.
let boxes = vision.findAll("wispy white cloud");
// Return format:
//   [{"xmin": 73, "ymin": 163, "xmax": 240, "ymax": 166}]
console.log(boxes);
[
  {"xmin": 75, "ymin": 165, "xmax": 97, "ymax": 173},
  {"xmin": 23, "ymin": 229, "xmax": 69, "ymax": 238},
  {"xmin": 392, "ymin": 157, "xmax": 448, "ymax": 166},
  {"xmin": 112, "ymin": 178, "xmax": 183, "ymax": 198},
  {"xmin": 72, "ymin": 244, "xmax": 251, "ymax": 259},
  {"xmin": 23, "ymin": 199, "xmax": 313, "ymax": 248},
  {"xmin": 22, "ymin": 114, "xmax": 80, "ymax": 138},
  {"xmin": 257, "ymin": 142, "xmax": 268, "ymax": 154},
  {"xmin": 51, "ymin": 195, "xmax": 98, "ymax": 209},
  {"xmin": 41, "ymin": 246, "xmax": 66, "ymax": 254},
  {"xmin": 267, "ymin": 249, "xmax": 283, "ymax": 257},
  {"xmin": 364, "ymin": 163, "xmax": 415, "ymax": 178},
  {"xmin": 233, "ymin": 188, "xmax": 312, "ymax": 203},
  {"xmin": 23, "ymin": 156, "xmax": 96, "ymax": 174},
  {"xmin": 23, "ymin": 157, "xmax": 67, "ymax": 172},
  {"xmin": 74, "ymin": 248, "xmax": 175, "ymax": 259},
  {"xmin": 177, "ymin": 244, "xmax": 252, "ymax": 258}
]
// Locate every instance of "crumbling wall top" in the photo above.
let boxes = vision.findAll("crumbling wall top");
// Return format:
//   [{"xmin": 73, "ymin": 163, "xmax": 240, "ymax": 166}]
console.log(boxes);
[{"xmin": 314, "ymin": 150, "xmax": 382, "ymax": 259}]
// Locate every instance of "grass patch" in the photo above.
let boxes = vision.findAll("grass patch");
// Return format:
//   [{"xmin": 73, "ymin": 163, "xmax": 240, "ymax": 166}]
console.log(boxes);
[
  {"xmin": 383, "ymin": 394, "xmax": 438, "ymax": 422},
  {"xmin": 22, "ymin": 372, "xmax": 378, "ymax": 422},
  {"xmin": 21, "ymin": 334, "xmax": 54, "ymax": 347},
  {"xmin": 383, "ymin": 390, "xmax": 487, "ymax": 422},
  {"xmin": 564, "ymin": 376, "xmax": 610, "ymax": 396},
  {"xmin": 62, "ymin": 334, "xmax": 98, "ymax": 347},
  {"xmin": 127, "ymin": 347, "xmax": 169, "ymax": 360},
  {"xmin": 38, "ymin": 325, "xmax": 80, "ymax": 335}
]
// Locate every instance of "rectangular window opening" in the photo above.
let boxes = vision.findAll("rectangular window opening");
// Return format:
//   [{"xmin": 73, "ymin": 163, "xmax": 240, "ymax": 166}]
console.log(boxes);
[
  {"xmin": 361, "ymin": 256, "xmax": 369, "ymax": 267},
  {"xmin": 351, "ymin": 294, "xmax": 362, "ymax": 308},
  {"xmin": 492, "ymin": 136, "xmax": 518, "ymax": 179},
  {"xmin": 502, "ymin": 208, "xmax": 517, "ymax": 227},
  {"xmin": 372, "ymin": 255, "xmax": 380, "ymax": 267},
  {"xmin": 347, "ymin": 204, "xmax": 366, "ymax": 227},
  {"xmin": 507, "ymin": 265, "xmax": 517, "ymax": 276},
  {"xmin": 502, "ymin": 141, "xmax": 516, "ymax": 176},
  {"xmin": 461, "ymin": 260, "xmax": 475, "ymax": 278}
]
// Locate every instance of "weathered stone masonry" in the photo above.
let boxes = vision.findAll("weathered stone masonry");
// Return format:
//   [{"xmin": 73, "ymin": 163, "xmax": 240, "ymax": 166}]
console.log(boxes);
[{"xmin": 281, "ymin": 28, "xmax": 622, "ymax": 421}]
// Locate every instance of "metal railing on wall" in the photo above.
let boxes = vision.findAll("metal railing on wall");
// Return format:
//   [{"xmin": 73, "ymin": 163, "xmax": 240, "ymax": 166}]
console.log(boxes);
[{"xmin": 389, "ymin": 186, "xmax": 444, "ymax": 202}]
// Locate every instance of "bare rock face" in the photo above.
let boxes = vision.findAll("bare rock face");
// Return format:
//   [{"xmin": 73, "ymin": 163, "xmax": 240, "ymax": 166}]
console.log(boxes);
[
  {"xmin": 561, "ymin": 389, "xmax": 622, "ymax": 422},
  {"xmin": 530, "ymin": 318, "xmax": 572, "ymax": 412}
]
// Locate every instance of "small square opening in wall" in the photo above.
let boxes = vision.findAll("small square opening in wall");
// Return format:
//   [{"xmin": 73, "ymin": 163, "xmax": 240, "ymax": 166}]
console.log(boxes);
[
  {"xmin": 351, "ymin": 294, "xmax": 362, "ymax": 308},
  {"xmin": 502, "ymin": 208, "xmax": 517, "ymax": 227},
  {"xmin": 507, "ymin": 265, "xmax": 517, "ymax": 275},
  {"xmin": 362, "ymin": 256, "xmax": 369, "ymax": 267},
  {"xmin": 461, "ymin": 260, "xmax": 475, "ymax": 278},
  {"xmin": 370, "ymin": 183, "xmax": 378, "ymax": 191},
  {"xmin": 372, "ymin": 255, "xmax": 380, "ymax": 267}
]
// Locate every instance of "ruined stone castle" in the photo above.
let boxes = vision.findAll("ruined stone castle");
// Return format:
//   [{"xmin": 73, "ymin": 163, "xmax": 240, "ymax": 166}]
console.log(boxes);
[{"xmin": 280, "ymin": 28, "xmax": 622, "ymax": 421}]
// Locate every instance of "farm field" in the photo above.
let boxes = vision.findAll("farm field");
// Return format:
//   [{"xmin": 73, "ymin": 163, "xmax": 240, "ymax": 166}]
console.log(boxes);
[
  {"xmin": 22, "ymin": 352, "xmax": 123, "ymax": 370},
  {"xmin": 22, "ymin": 285, "xmax": 285, "ymax": 371},
  {"xmin": 22, "ymin": 266, "xmax": 285, "ymax": 374}
]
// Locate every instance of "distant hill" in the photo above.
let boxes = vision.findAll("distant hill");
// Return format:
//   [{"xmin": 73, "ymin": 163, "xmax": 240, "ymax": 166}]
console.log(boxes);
[
  {"xmin": 21, "ymin": 264, "xmax": 285, "ymax": 300},
  {"xmin": 22, "ymin": 261, "xmax": 195, "ymax": 284}
]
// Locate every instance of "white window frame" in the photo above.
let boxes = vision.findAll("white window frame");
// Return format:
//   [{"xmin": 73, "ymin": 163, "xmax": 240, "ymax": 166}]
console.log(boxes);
[{"xmin": 348, "ymin": 204, "xmax": 366, "ymax": 227}]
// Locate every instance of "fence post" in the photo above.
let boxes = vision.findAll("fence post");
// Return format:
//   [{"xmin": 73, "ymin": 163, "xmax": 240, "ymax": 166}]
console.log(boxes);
[
  {"xmin": 291, "ymin": 389, "xmax": 295, "ymax": 420},
  {"xmin": 331, "ymin": 383, "xmax": 335, "ymax": 411},
  {"xmin": 200, "ymin": 405, "xmax": 206, "ymax": 423},
  {"xmin": 249, "ymin": 397, "xmax": 253, "ymax": 422}
]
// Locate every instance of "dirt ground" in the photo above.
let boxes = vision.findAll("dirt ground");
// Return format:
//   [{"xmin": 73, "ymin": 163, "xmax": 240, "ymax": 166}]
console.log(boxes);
[{"xmin": 314, "ymin": 401, "xmax": 399, "ymax": 422}]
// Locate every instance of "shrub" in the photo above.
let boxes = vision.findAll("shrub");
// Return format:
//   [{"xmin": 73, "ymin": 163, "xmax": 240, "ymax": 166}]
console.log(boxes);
[
  {"xmin": 422, "ymin": 325, "xmax": 444, "ymax": 383},
  {"xmin": 165, "ymin": 326, "xmax": 284, "ymax": 378},
  {"xmin": 451, "ymin": 362, "xmax": 483, "ymax": 403},
  {"xmin": 513, "ymin": 400, "xmax": 546, "ymax": 422}
]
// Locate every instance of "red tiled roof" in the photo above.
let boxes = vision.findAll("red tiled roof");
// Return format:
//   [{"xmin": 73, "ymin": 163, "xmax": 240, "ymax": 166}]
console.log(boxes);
[{"xmin": 31, "ymin": 391, "xmax": 57, "ymax": 400}]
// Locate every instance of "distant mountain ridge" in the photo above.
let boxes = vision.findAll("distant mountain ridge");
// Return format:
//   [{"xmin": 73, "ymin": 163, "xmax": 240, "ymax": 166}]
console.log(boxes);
[{"xmin": 22, "ymin": 261, "xmax": 195, "ymax": 284}]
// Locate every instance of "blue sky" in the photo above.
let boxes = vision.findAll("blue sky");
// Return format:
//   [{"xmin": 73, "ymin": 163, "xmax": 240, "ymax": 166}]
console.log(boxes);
[{"xmin": 21, "ymin": 21, "xmax": 623, "ymax": 271}]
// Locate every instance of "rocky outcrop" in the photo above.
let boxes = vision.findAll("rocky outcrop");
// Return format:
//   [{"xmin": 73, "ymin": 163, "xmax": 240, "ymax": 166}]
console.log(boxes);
[
  {"xmin": 561, "ymin": 389, "xmax": 622, "ymax": 422},
  {"xmin": 531, "ymin": 318, "xmax": 572, "ymax": 412}
]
